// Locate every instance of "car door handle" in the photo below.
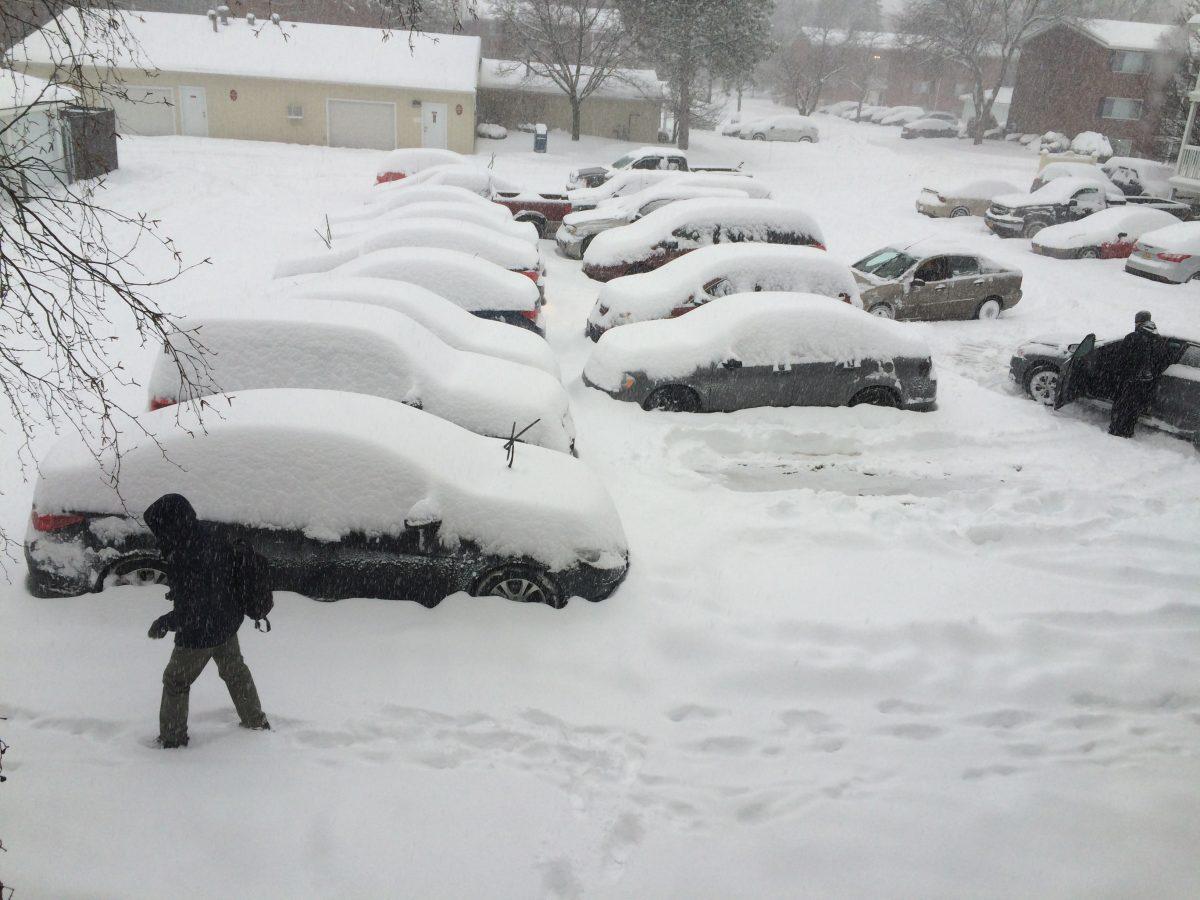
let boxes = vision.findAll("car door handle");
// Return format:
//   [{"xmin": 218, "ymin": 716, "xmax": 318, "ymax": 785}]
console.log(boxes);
[
  {"xmin": 934, "ymin": 285, "xmax": 947, "ymax": 291},
  {"xmin": 973, "ymin": 279, "xmax": 985, "ymax": 284}
]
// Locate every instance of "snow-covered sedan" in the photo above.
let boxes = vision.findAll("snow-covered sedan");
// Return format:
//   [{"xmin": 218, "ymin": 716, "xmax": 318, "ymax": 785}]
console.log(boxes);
[
  {"xmin": 25, "ymin": 389, "xmax": 628, "ymax": 606},
  {"xmin": 1102, "ymin": 156, "xmax": 1174, "ymax": 198},
  {"xmin": 585, "ymin": 244, "xmax": 862, "ymax": 340},
  {"xmin": 1009, "ymin": 332, "xmax": 1200, "ymax": 444},
  {"xmin": 567, "ymin": 169, "xmax": 682, "ymax": 211},
  {"xmin": 1124, "ymin": 222, "xmax": 1200, "ymax": 284},
  {"xmin": 1031, "ymin": 207, "xmax": 1180, "ymax": 260},
  {"xmin": 852, "ymin": 246, "xmax": 1022, "ymax": 320},
  {"xmin": 147, "ymin": 300, "xmax": 577, "ymax": 454},
  {"xmin": 901, "ymin": 117, "xmax": 959, "ymax": 139},
  {"xmin": 271, "ymin": 276, "xmax": 560, "ymax": 378},
  {"xmin": 1029, "ymin": 162, "xmax": 1124, "ymax": 201},
  {"xmin": 329, "ymin": 184, "xmax": 513, "ymax": 233},
  {"xmin": 324, "ymin": 247, "xmax": 546, "ymax": 334},
  {"xmin": 326, "ymin": 200, "xmax": 539, "ymax": 245},
  {"xmin": 917, "ymin": 178, "xmax": 1021, "ymax": 218},
  {"xmin": 582, "ymin": 293, "xmax": 937, "ymax": 413},
  {"xmin": 581, "ymin": 198, "xmax": 825, "ymax": 282},
  {"xmin": 556, "ymin": 184, "xmax": 750, "ymax": 259},
  {"xmin": 879, "ymin": 106, "xmax": 926, "ymax": 126},
  {"xmin": 746, "ymin": 114, "xmax": 820, "ymax": 142},
  {"xmin": 374, "ymin": 148, "xmax": 466, "ymax": 184}
]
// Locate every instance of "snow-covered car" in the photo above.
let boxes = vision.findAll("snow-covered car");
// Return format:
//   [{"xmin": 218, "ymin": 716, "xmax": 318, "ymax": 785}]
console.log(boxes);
[
  {"xmin": 916, "ymin": 178, "xmax": 1021, "ymax": 218},
  {"xmin": 746, "ymin": 115, "xmax": 819, "ymax": 143},
  {"xmin": 582, "ymin": 293, "xmax": 937, "ymax": 413},
  {"xmin": 25, "ymin": 389, "xmax": 628, "ymax": 606},
  {"xmin": 867, "ymin": 106, "xmax": 900, "ymax": 123},
  {"xmin": 584, "ymin": 244, "xmax": 862, "ymax": 341},
  {"xmin": 567, "ymin": 169, "xmax": 684, "ymax": 211},
  {"xmin": 1102, "ymin": 156, "xmax": 1174, "ymax": 198},
  {"xmin": 1030, "ymin": 162, "xmax": 1124, "ymax": 201},
  {"xmin": 271, "ymin": 276, "xmax": 560, "ymax": 377},
  {"xmin": 375, "ymin": 148, "xmax": 467, "ymax": 184},
  {"xmin": 147, "ymin": 300, "xmax": 576, "ymax": 454},
  {"xmin": 1010, "ymin": 333, "xmax": 1200, "ymax": 446},
  {"xmin": 325, "ymin": 200, "xmax": 539, "ymax": 244},
  {"xmin": 718, "ymin": 118, "xmax": 744, "ymax": 135},
  {"xmin": 556, "ymin": 184, "xmax": 750, "ymax": 260},
  {"xmin": 328, "ymin": 184, "xmax": 514, "ymax": 233},
  {"xmin": 1124, "ymin": 222, "xmax": 1200, "ymax": 284},
  {"xmin": 901, "ymin": 117, "xmax": 959, "ymax": 139},
  {"xmin": 985, "ymin": 177, "xmax": 1112, "ymax": 239},
  {"xmin": 820, "ymin": 100, "xmax": 860, "ymax": 116},
  {"xmin": 1030, "ymin": 207, "xmax": 1180, "ymax": 260},
  {"xmin": 879, "ymin": 106, "xmax": 926, "ymax": 126},
  {"xmin": 567, "ymin": 146, "xmax": 692, "ymax": 190},
  {"xmin": 852, "ymin": 246, "xmax": 1022, "ymax": 320},
  {"xmin": 273, "ymin": 219, "xmax": 544, "ymax": 291},
  {"xmin": 476, "ymin": 123, "xmax": 508, "ymax": 140},
  {"xmin": 323, "ymin": 247, "xmax": 546, "ymax": 334},
  {"xmin": 581, "ymin": 198, "xmax": 825, "ymax": 282},
  {"xmin": 844, "ymin": 104, "xmax": 883, "ymax": 121}
]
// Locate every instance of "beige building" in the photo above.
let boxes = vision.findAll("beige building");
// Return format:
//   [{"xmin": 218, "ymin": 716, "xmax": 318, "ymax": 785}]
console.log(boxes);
[{"xmin": 14, "ymin": 9, "xmax": 481, "ymax": 153}]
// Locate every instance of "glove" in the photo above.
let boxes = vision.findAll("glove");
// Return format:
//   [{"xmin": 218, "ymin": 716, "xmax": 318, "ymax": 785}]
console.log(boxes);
[{"xmin": 147, "ymin": 615, "xmax": 171, "ymax": 640}]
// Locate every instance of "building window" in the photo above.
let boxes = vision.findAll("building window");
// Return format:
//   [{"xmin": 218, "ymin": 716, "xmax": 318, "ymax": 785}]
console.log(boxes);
[
  {"xmin": 287, "ymin": 103, "xmax": 304, "ymax": 120},
  {"xmin": 1110, "ymin": 50, "xmax": 1149, "ymax": 74},
  {"xmin": 1111, "ymin": 137, "xmax": 1133, "ymax": 155},
  {"xmin": 1099, "ymin": 97, "xmax": 1143, "ymax": 120},
  {"xmin": 912, "ymin": 80, "xmax": 932, "ymax": 95}
]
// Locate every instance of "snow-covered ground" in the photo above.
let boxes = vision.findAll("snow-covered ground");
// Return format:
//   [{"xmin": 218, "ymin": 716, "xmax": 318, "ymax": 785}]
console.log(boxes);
[{"xmin": 3, "ymin": 102, "xmax": 1200, "ymax": 898}]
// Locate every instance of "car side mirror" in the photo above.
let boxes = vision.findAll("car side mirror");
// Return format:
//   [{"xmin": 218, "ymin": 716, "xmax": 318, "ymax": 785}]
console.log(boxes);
[{"xmin": 722, "ymin": 358, "xmax": 743, "ymax": 369}]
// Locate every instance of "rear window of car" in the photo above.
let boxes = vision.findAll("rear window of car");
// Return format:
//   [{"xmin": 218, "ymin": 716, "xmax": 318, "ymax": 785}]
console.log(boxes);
[
  {"xmin": 949, "ymin": 256, "xmax": 979, "ymax": 277},
  {"xmin": 854, "ymin": 249, "xmax": 917, "ymax": 279},
  {"xmin": 1180, "ymin": 346, "xmax": 1200, "ymax": 367}
]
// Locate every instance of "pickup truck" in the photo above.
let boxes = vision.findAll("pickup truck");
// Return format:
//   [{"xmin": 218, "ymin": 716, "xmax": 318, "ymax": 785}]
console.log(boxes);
[{"xmin": 567, "ymin": 147, "xmax": 743, "ymax": 190}]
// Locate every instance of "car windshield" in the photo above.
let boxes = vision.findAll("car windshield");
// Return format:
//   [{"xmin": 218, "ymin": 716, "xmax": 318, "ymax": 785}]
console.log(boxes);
[
  {"xmin": 611, "ymin": 153, "xmax": 636, "ymax": 169},
  {"xmin": 853, "ymin": 249, "xmax": 918, "ymax": 279}
]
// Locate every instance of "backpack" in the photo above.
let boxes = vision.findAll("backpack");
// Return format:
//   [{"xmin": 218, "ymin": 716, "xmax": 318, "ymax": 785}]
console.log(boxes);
[{"xmin": 232, "ymin": 539, "xmax": 275, "ymax": 632}]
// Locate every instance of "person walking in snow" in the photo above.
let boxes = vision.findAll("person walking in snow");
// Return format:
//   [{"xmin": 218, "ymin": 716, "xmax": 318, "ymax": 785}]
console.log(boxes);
[
  {"xmin": 1108, "ymin": 310, "xmax": 1169, "ymax": 439},
  {"xmin": 145, "ymin": 493, "xmax": 270, "ymax": 748}
]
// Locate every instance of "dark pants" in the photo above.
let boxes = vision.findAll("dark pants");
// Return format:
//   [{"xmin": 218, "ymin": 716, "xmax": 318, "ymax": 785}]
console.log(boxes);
[
  {"xmin": 1109, "ymin": 379, "xmax": 1156, "ymax": 438},
  {"xmin": 160, "ymin": 633, "xmax": 266, "ymax": 743}
]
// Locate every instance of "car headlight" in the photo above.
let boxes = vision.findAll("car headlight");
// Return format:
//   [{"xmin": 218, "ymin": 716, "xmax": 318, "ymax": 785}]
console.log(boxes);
[
  {"xmin": 563, "ymin": 224, "xmax": 577, "ymax": 235},
  {"xmin": 622, "ymin": 373, "xmax": 637, "ymax": 390}
]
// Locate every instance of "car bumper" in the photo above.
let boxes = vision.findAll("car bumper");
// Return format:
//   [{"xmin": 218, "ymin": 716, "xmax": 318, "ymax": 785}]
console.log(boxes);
[
  {"xmin": 1124, "ymin": 255, "xmax": 1186, "ymax": 284},
  {"xmin": 1030, "ymin": 244, "xmax": 1076, "ymax": 259},
  {"xmin": 916, "ymin": 199, "xmax": 948, "ymax": 217},
  {"xmin": 24, "ymin": 537, "xmax": 102, "ymax": 597},
  {"xmin": 555, "ymin": 557, "xmax": 630, "ymax": 602},
  {"xmin": 585, "ymin": 320, "xmax": 608, "ymax": 342},
  {"xmin": 984, "ymin": 215, "xmax": 1025, "ymax": 238},
  {"xmin": 555, "ymin": 226, "xmax": 589, "ymax": 259}
]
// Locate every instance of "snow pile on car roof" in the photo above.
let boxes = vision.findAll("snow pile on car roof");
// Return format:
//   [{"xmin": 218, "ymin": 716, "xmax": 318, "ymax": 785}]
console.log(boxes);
[
  {"xmin": 33, "ymin": 390, "xmax": 625, "ymax": 572},
  {"xmin": 376, "ymin": 148, "xmax": 466, "ymax": 178},
  {"xmin": 584, "ymin": 199, "xmax": 825, "ymax": 266},
  {"xmin": 330, "ymin": 187, "xmax": 515, "ymax": 228},
  {"xmin": 1138, "ymin": 221, "xmax": 1200, "ymax": 253},
  {"xmin": 271, "ymin": 276, "xmax": 559, "ymax": 377},
  {"xmin": 275, "ymin": 219, "xmax": 541, "ymax": 278},
  {"xmin": 584, "ymin": 292, "xmax": 928, "ymax": 391},
  {"xmin": 995, "ymin": 177, "xmax": 1103, "ymax": 208},
  {"xmin": 1033, "ymin": 207, "xmax": 1179, "ymax": 250},
  {"xmin": 329, "ymin": 201, "xmax": 536, "ymax": 243},
  {"xmin": 320, "ymin": 247, "xmax": 540, "ymax": 313},
  {"xmin": 596, "ymin": 245, "xmax": 861, "ymax": 323},
  {"xmin": 147, "ymin": 300, "xmax": 574, "ymax": 452},
  {"xmin": 929, "ymin": 178, "xmax": 1018, "ymax": 198},
  {"xmin": 375, "ymin": 163, "xmax": 521, "ymax": 196},
  {"xmin": 568, "ymin": 170, "xmax": 679, "ymax": 206},
  {"xmin": 565, "ymin": 186, "xmax": 749, "ymax": 227}
]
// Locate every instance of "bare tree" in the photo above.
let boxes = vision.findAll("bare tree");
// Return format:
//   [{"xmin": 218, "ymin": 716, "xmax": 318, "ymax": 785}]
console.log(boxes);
[
  {"xmin": 493, "ymin": 0, "xmax": 638, "ymax": 141},
  {"xmin": 897, "ymin": 0, "xmax": 1080, "ymax": 144}
]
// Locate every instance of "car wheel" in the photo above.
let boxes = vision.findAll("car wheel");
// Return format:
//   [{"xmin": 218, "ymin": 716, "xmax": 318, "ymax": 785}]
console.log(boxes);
[
  {"xmin": 849, "ymin": 386, "xmax": 900, "ymax": 408},
  {"xmin": 950, "ymin": 206, "xmax": 971, "ymax": 218},
  {"xmin": 580, "ymin": 234, "xmax": 596, "ymax": 255},
  {"xmin": 104, "ymin": 557, "xmax": 168, "ymax": 591},
  {"xmin": 799, "ymin": 136, "xmax": 814, "ymax": 143},
  {"xmin": 1023, "ymin": 220, "xmax": 1047, "ymax": 239},
  {"xmin": 868, "ymin": 303, "xmax": 895, "ymax": 319},
  {"xmin": 1188, "ymin": 270, "xmax": 1200, "ymax": 283},
  {"xmin": 1024, "ymin": 365, "xmax": 1060, "ymax": 405},
  {"xmin": 474, "ymin": 565, "xmax": 563, "ymax": 609},
  {"xmin": 975, "ymin": 297, "xmax": 1003, "ymax": 320},
  {"xmin": 643, "ymin": 385, "xmax": 701, "ymax": 413},
  {"xmin": 753, "ymin": 133, "xmax": 766, "ymax": 141},
  {"xmin": 1076, "ymin": 246, "xmax": 1100, "ymax": 259}
]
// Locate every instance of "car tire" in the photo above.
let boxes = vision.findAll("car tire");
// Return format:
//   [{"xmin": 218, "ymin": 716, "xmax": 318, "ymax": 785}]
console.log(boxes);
[
  {"xmin": 753, "ymin": 133, "xmax": 766, "ymax": 141},
  {"xmin": 1076, "ymin": 246, "xmax": 1100, "ymax": 259},
  {"xmin": 643, "ymin": 385, "xmax": 702, "ymax": 413},
  {"xmin": 849, "ymin": 386, "xmax": 900, "ymax": 408},
  {"xmin": 950, "ymin": 206, "xmax": 971, "ymax": 218},
  {"xmin": 868, "ymin": 303, "xmax": 896, "ymax": 319},
  {"xmin": 515, "ymin": 214, "xmax": 548, "ymax": 239},
  {"xmin": 799, "ymin": 136, "xmax": 814, "ymax": 143},
  {"xmin": 975, "ymin": 297, "xmax": 1003, "ymax": 320},
  {"xmin": 1024, "ymin": 365, "xmax": 1060, "ymax": 405},
  {"xmin": 473, "ymin": 565, "xmax": 563, "ymax": 609},
  {"xmin": 103, "ymin": 557, "xmax": 169, "ymax": 591},
  {"xmin": 1023, "ymin": 220, "xmax": 1048, "ymax": 239}
]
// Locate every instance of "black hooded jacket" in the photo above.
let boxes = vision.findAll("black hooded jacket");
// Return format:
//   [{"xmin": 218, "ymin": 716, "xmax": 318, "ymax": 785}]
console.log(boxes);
[
  {"xmin": 1113, "ymin": 326, "xmax": 1171, "ymax": 386},
  {"xmin": 144, "ymin": 494, "xmax": 245, "ymax": 649}
]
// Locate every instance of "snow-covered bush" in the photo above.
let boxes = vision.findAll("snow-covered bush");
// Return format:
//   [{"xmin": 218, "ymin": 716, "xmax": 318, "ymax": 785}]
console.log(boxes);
[
  {"xmin": 477, "ymin": 123, "xmax": 508, "ymax": 140},
  {"xmin": 1071, "ymin": 131, "xmax": 1113, "ymax": 160},
  {"xmin": 1038, "ymin": 132, "xmax": 1070, "ymax": 153}
]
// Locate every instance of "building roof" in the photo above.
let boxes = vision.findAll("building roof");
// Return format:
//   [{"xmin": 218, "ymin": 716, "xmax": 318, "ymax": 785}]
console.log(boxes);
[
  {"xmin": 1029, "ymin": 17, "xmax": 1181, "ymax": 53},
  {"xmin": 480, "ymin": 58, "xmax": 664, "ymax": 101},
  {"xmin": 1, "ymin": 69, "xmax": 78, "ymax": 111},
  {"xmin": 12, "ymin": 10, "xmax": 482, "ymax": 94}
]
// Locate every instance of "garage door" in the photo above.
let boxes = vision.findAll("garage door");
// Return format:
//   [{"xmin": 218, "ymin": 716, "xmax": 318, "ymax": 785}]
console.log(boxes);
[
  {"xmin": 328, "ymin": 99, "xmax": 396, "ymax": 150},
  {"xmin": 110, "ymin": 86, "xmax": 176, "ymax": 136}
]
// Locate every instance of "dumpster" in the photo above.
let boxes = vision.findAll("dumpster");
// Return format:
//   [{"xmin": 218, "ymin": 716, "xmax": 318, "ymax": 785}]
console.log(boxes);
[{"xmin": 533, "ymin": 123, "xmax": 547, "ymax": 153}]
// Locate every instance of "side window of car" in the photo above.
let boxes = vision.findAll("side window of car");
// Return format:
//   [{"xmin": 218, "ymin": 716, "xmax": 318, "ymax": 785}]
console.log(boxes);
[
  {"xmin": 672, "ymin": 226, "xmax": 702, "ymax": 243},
  {"xmin": 948, "ymin": 255, "xmax": 979, "ymax": 278},
  {"xmin": 914, "ymin": 257, "xmax": 951, "ymax": 282},
  {"xmin": 1179, "ymin": 346, "xmax": 1200, "ymax": 368},
  {"xmin": 668, "ymin": 157, "xmax": 686, "ymax": 170},
  {"xmin": 1074, "ymin": 188, "xmax": 1103, "ymax": 210},
  {"xmin": 638, "ymin": 199, "xmax": 671, "ymax": 216},
  {"xmin": 704, "ymin": 276, "xmax": 735, "ymax": 297},
  {"xmin": 631, "ymin": 156, "xmax": 659, "ymax": 170}
]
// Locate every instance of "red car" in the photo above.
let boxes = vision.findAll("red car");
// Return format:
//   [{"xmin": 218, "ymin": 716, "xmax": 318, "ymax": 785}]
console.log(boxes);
[
  {"xmin": 581, "ymin": 199, "xmax": 825, "ymax": 282},
  {"xmin": 491, "ymin": 190, "xmax": 573, "ymax": 238}
]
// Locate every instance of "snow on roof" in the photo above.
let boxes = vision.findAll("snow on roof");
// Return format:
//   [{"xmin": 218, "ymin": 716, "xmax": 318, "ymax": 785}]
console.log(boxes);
[
  {"xmin": 583, "ymin": 293, "xmax": 929, "ymax": 392},
  {"xmin": 1073, "ymin": 18, "xmax": 1180, "ymax": 52},
  {"xmin": 329, "ymin": 200, "xmax": 537, "ymax": 244},
  {"xmin": 1136, "ymin": 220, "xmax": 1200, "ymax": 253},
  {"xmin": 1, "ymin": 69, "xmax": 77, "ymax": 111},
  {"xmin": 33, "ymin": 389, "xmax": 625, "ymax": 571},
  {"xmin": 14, "ymin": 10, "xmax": 482, "ymax": 94},
  {"xmin": 481, "ymin": 58, "xmax": 664, "ymax": 101}
]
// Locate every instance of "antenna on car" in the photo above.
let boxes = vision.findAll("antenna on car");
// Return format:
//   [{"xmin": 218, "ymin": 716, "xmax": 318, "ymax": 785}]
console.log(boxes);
[{"xmin": 504, "ymin": 419, "xmax": 541, "ymax": 468}]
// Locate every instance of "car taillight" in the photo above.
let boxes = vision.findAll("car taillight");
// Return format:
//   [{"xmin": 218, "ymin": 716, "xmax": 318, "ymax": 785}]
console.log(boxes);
[
  {"xmin": 375, "ymin": 172, "xmax": 406, "ymax": 185},
  {"xmin": 520, "ymin": 309, "xmax": 540, "ymax": 321},
  {"xmin": 837, "ymin": 292, "xmax": 852, "ymax": 304},
  {"xmin": 31, "ymin": 510, "xmax": 84, "ymax": 532},
  {"xmin": 812, "ymin": 242, "xmax": 827, "ymax": 251},
  {"xmin": 149, "ymin": 396, "xmax": 176, "ymax": 411},
  {"xmin": 1157, "ymin": 252, "xmax": 1192, "ymax": 263},
  {"xmin": 519, "ymin": 269, "xmax": 541, "ymax": 283}
]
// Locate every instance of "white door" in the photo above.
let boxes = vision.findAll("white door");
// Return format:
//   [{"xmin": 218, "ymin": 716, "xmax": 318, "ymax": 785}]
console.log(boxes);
[
  {"xmin": 179, "ymin": 86, "xmax": 208, "ymax": 137},
  {"xmin": 110, "ymin": 85, "xmax": 176, "ymax": 136},
  {"xmin": 421, "ymin": 102, "xmax": 448, "ymax": 149},
  {"xmin": 328, "ymin": 99, "xmax": 396, "ymax": 150}
]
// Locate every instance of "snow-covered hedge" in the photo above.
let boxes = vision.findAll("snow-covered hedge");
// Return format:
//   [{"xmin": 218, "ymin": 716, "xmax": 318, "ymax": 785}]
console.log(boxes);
[
  {"xmin": 476, "ymin": 123, "xmax": 508, "ymax": 139},
  {"xmin": 148, "ymin": 300, "xmax": 574, "ymax": 453},
  {"xmin": 1071, "ymin": 131, "xmax": 1113, "ymax": 160},
  {"xmin": 33, "ymin": 389, "xmax": 626, "ymax": 572},
  {"xmin": 1033, "ymin": 207, "xmax": 1180, "ymax": 251},
  {"xmin": 272, "ymin": 276, "xmax": 560, "ymax": 377},
  {"xmin": 584, "ymin": 293, "xmax": 929, "ymax": 391}
]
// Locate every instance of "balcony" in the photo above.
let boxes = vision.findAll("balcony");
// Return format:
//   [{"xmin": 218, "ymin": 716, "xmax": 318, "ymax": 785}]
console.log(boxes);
[{"xmin": 1171, "ymin": 144, "xmax": 1200, "ymax": 197}]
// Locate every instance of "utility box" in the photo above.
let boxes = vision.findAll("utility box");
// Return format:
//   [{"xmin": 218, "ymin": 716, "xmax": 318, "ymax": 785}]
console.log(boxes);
[
  {"xmin": 62, "ymin": 106, "xmax": 118, "ymax": 182},
  {"xmin": 533, "ymin": 123, "xmax": 547, "ymax": 153}
]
